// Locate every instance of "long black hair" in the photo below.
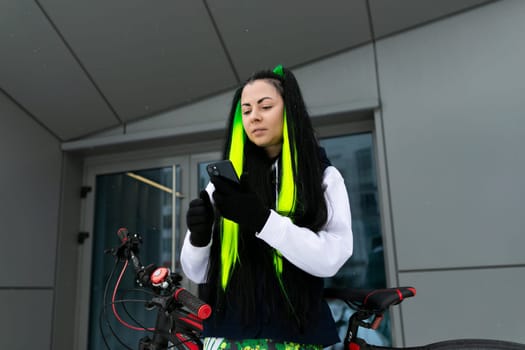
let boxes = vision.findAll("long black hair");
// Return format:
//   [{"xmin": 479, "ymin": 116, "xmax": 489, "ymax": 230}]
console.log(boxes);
[{"xmin": 205, "ymin": 66, "xmax": 329, "ymax": 331}]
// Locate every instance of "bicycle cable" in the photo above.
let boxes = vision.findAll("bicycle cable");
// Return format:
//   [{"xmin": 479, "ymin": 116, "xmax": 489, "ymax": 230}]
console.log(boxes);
[
  {"xmin": 109, "ymin": 257, "xmax": 192, "ymax": 349},
  {"xmin": 100, "ymin": 258, "xmax": 134, "ymax": 350},
  {"xmin": 111, "ymin": 259, "xmax": 155, "ymax": 332},
  {"xmin": 101, "ymin": 228, "xmax": 209, "ymax": 350},
  {"xmin": 116, "ymin": 287, "xmax": 157, "ymax": 331}
]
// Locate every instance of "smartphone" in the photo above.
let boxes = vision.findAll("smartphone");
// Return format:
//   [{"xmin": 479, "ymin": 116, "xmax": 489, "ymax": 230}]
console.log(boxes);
[{"xmin": 206, "ymin": 160, "xmax": 240, "ymax": 184}]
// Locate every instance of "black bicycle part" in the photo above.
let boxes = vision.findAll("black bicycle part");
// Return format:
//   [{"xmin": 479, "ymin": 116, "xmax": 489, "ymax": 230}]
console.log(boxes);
[
  {"xmin": 359, "ymin": 338, "xmax": 525, "ymax": 350},
  {"xmin": 104, "ymin": 228, "xmax": 209, "ymax": 350},
  {"xmin": 325, "ymin": 287, "xmax": 416, "ymax": 347},
  {"xmin": 325, "ymin": 287, "xmax": 525, "ymax": 350}
]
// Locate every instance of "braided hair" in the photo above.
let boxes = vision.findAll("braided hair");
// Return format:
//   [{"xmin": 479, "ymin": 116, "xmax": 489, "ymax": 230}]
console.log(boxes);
[{"xmin": 205, "ymin": 65, "xmax": 329, "ymax": 331}]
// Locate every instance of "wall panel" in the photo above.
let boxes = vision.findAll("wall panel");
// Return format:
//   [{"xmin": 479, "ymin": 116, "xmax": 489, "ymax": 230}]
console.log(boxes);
[
  {"xmin": 399, "ymin": 267, "xmax": 525, "ymax": 345},
  {"xmin": 376, "ymin": 0, "xmax": 525, "ymax": 271},
  {"xmin": 0, "ymin": 91, "xmax": 62, "ymax": 287}
]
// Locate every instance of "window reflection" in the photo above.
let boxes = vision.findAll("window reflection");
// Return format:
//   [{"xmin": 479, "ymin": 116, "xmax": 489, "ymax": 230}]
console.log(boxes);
[
  {"xmin": 88, "ymin": 167, "xmax": 173, "ymax": 350},
  {"xmin": 320, "ymin": 133, "xmax": 389, "ymax": 347}
]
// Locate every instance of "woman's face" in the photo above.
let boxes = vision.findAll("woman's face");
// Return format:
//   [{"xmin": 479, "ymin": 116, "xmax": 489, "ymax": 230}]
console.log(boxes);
[{"xmin": 241, "ymin": 79, "xmax": 284, "ymax": 158}]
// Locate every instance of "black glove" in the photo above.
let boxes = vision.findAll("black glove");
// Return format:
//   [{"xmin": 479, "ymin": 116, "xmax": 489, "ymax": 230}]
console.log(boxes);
[
  {"xmin": 211, "ymin": 175, "xmax": 270, "ymax": 233},
  {"xmin": 186, "ymin": 190, "xmax": 214, "ymax": 247}
]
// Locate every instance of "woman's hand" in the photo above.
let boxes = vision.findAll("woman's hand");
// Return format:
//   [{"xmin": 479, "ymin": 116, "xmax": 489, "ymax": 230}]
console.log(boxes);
[
  {"xmin": 186, "ymin": 190, "xmax": 214, "ymax": 246},
  {"xmin": 211, "ymin": 175, "xmax": 270, "ymax": 232}
]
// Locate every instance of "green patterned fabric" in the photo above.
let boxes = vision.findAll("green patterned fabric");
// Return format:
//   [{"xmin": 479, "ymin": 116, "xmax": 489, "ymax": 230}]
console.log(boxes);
[{"xmin": 203, "ymin": 337, "xmax": 322, "ymax": 350}]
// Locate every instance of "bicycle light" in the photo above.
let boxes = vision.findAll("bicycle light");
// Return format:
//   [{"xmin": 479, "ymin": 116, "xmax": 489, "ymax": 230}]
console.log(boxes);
[{"xmin": 151, "ymin": 267, "xmax": 170, "ymax": 289}]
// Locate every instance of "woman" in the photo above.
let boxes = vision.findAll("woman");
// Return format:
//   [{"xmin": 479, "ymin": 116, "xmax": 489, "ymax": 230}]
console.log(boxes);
[{"xmin": 181, "ymin": 65, "xmax": 353, "ymax": 350}]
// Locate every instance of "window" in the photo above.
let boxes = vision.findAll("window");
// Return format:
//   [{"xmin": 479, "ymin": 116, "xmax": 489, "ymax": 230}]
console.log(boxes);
[{"xmin": 321, "ymin": 133, "xmax": 390, "ymax": 347}]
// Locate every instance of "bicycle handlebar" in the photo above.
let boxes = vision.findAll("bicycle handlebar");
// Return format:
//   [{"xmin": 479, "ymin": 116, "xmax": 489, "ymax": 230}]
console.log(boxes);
[
  {"xmin": 174, "ymin": 288, "xmax": 212, "ymax": 320},
  {"xmin": 104, "ymin": 228, "xmax": 211, "ymax": 350}
]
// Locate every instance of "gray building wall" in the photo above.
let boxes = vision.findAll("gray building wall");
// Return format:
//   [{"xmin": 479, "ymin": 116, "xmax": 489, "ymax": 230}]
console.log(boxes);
[
  {"xmin": 376, "ymin": 0, "xmax": 525, "ymax": 345},
  {"xmin": 0, "ymin": 90, "xmax": 82, "ymax": 350},
  {"xmin": 0, "ymin": 90, "xmax": 62, "ymax": 349}
]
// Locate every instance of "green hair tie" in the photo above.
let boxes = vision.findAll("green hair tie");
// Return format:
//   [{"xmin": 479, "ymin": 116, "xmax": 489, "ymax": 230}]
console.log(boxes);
[{"xmin": 273, "ymin": 64, "xmax": 284, "ymax": 77}]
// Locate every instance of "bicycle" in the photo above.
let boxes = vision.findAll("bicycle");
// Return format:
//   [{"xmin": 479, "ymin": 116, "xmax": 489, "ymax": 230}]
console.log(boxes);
[
  {"xmin": 102, "ymin": 228, "xmax": 525, "ymax": 350},
  {"xmin": 323, "ymin": 288, "xmax": 525, "ymax": 350},
  {"xmin": 102, "ymin": 228, "xmax": 211, "ymax": 350}
]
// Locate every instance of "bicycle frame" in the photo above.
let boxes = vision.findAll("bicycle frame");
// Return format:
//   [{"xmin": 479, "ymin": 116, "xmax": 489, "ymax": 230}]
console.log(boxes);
[{"xmin": 103, "ymin": 228, "xmax": 209, "ymax": 350}]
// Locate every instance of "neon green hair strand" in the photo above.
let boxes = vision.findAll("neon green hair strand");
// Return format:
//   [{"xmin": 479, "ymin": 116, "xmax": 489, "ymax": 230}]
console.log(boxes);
[
  {"xmin": 276, "ymin": 110, "xmax": 297, "ymax": 216},
  {"xmin": 273, "ymin": 109, "xmax": 297, "ymax": 287},
  {"xmin": 220, "ymin": 100, "xmax": 244, "ymax": 290}
]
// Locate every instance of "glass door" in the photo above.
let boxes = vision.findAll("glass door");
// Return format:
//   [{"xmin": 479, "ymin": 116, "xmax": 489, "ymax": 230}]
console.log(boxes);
[
  {"xmin": 77, "ymin": 151, "xmax": 221, "ymax": 350},
  {"xmin": 87, "ymin": 165, "xmax": 180, "ymax": 350}
]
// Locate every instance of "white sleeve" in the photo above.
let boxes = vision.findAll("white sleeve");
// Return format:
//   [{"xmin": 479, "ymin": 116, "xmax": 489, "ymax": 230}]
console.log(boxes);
[
  {"xmin": 180, "ymin": 183, "xmax": 215, "ymax": 284},
  {"xmin": 180, "ymin": 232, "xmax": 211, "ymax": 283},
  {"xmin": 256, "ymin": 166, "xmax": 353, "ymax": 277}
]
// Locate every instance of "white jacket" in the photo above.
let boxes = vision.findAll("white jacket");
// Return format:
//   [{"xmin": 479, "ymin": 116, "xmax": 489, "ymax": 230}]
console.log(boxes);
[{"xmin": 180, "ymin": 166, "xmax": 353, "ymax": 283}]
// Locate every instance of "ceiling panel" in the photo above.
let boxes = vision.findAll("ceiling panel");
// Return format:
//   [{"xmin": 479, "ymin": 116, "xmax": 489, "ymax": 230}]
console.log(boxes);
[
  {"xmin": 0, "ymin": 0, "xmax": 120, "ymax": 140},
  {"xmin": 208, "ymin": 0, "xmax": 371, "ymax": 79},
  {"xmin": 369, "ymin": 0, "xmax": 495, "ymax": 38},
  {"xmin": 1, "ymin": 0, "xmax": 502, "ymax": 142},
  {"xmin": 39, "ymin": 0, "xmax": 238, "ymax": 122}
]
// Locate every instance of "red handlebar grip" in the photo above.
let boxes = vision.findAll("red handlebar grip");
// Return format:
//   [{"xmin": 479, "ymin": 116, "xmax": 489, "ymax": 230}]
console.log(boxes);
[
  {"xmin": 197, "ymin": 304, "xmax": 212, "ymax": 320},
  {"xmin": 174, "ymin": 288, "xmax": 212, "ymax": 319}
]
